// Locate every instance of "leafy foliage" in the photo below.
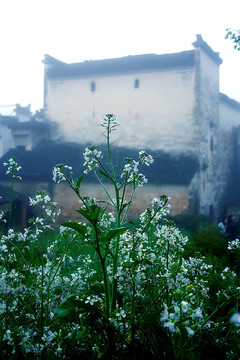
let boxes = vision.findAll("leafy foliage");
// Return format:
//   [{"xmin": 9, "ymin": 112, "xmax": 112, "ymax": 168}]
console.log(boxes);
[
  {"xmin": 0, "ymin": 117, "xmax": 240, "ymax": 359},
  {"xmin": 226, "ymin": 28, "xmax": 240, "ymax": 51}
]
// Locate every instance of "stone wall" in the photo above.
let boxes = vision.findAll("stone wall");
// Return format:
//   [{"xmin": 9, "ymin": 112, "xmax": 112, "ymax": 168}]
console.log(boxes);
[{"xmin": 54, "ymin": 182, "xmax": 189, "ymax": 223}]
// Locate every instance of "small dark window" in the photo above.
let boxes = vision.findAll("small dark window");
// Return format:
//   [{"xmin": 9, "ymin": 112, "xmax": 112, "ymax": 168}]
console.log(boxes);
[
  {"xmin": 91, "ymin": 81, "xmax": 96, "ymax": 92},
  {"xmin": 17, "ymin": 145, "xmax": 26, "ymax": 151},
  {"xmin": 134, "ymin": 79, "xmax": 139, "ymax": 88},
  {"xmin": 210, "ymin": 136, "xmax": 214, "ymax": 151}
]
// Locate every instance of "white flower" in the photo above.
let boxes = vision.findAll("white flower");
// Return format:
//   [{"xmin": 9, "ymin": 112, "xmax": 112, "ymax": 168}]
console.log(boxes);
[
  {"xmin": 174, "ymin": 306, "xmax": 180, "ymax": 314},
  {"xmin": 52, "ymin": 164, "xmax": 72, "ymax": 183},
  {"xmin": 164, "ymin": 321, "xmax": 175, "ymax": 333},
  {"xmin": 192, "ymin": 307, "xmax": 203, "ymax": 319},
  {"xmin": 55, "ymin": 347, "xmax": 62, "ymax": 356},
  {"xmin": 83, "ymin": 145, "xmax": 102, "ymax": 174},
  {"xmin": 0, "ymin": 301, "xmax": 6, "ymax": 315},
  {"xmin": 151, "ymin": 197, "xmax": 166, "ymax": 208},
  {"xmin": 161, "ymin": 307, "xmax": 169, "ymax": 321},
  {"xmin": 139, "ymin": 150, "xmax": 154, "ymax": 166},
  {"xmin": 228, "ymin": 239, "xmax": 240, "ymax": 250},
  {"xmin": 230, "ymin": 313, "xmax": 240, "ymax": 325},
  {"xmin": 181, "ymin": 301, "xmax": 189, "ymax": 313},
  {"xmin": 4, "ymin": 157, "xmax": 22, "ymax": 179},
  {"xmin": 116, "ymin": 309, "xmax": 126, "ymax": 320},
  {"xmin": 187, "ymin": 327, "xmax": 194, "ymax": 336}
]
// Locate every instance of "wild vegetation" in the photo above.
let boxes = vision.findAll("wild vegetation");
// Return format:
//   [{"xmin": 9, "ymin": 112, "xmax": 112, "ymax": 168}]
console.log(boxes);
[
  {"xmin": 0, "ymin": 115, "xmax": 240, "ymax": 359},
  {"xmin": 226, "ymin": 28, "xmax": 240, "ymax": 51}
]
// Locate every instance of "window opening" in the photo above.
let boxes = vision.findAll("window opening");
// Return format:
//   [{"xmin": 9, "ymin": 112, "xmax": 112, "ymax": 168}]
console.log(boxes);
[
  {"xmin": 91, "ymin": 81, "xmax": 96, "ymax": 92},
  {"xmin": 210, "ymin": 136, "xmax": 214, "ymax": 151},
  {"xmin": 134, "ymin": 79, "xmax": 139, "ymax": 88}
]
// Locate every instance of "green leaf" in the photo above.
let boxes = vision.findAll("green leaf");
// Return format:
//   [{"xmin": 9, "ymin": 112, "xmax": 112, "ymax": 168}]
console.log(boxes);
[
  {"xmin": 75, "ymin": 208, "xmax": 93, "ymax": 222},
  {"xmin": 54, "ymin": 295, "xmax": 77, "ymax": 320},
  {"xmin": 99, "ymin": 169, "xmax": 113, "ymax": 182},
  {"xmin": 75, "ymin": 330, "xmax": 88, "ymax": 340},
  {"xmin": 75, "ymin": 175, "xmax": 84, "ymax": 190},
  {"xmin": 102, "ymin": 227, "xmax": 128, "ymax": 242},
  {"xmin": 54, "ymin": 295, "xmax": 94, "ymax": 321},
  {"xmin": 76, "ymin": 204, "xmax": 108, "ymax": 224},
  {"xmin": 62, "ymin": 221, "xmax": 88, "ymax": 236}
]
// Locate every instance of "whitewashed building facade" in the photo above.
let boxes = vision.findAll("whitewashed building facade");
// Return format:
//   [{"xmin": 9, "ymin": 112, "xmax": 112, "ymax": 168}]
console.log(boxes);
[{"xmin": 1, "ymin": 35, "xmax": 240, "ymax": 224}]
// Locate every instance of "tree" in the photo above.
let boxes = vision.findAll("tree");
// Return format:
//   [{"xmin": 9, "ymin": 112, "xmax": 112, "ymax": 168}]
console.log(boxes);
[{"xmin": 226, "ymin": 28, "xmax": 240, "ymax": 51}]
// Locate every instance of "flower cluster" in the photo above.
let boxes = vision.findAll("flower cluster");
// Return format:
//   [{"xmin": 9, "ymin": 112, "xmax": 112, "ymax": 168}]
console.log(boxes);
[
  {"xmin": 3, "ymin": 157, "xmax": 22, "ymax": 179},
  {"xmin": 100, "ymin": 212, "xmax": 115, "ymax": 228},
  {"xmin": 228, "ymin": 238, "xmax": 240, "ymax": 250},
  {"xmin": 99, "ymin": 113, "xmax": 120, "ymax": 132},
  {"xmin": 121, "ymin": 151, "xmax": 154, "ymax": 189},
  {"xmin": 140, "ymin": 195, "xmax": 170, "ymax": 224},
  {"xmin": 83, "ymin": 145, "xmax": 102, "ymax": 174},
  {"xmin": 0, "ymin": 202, "xmax": 6, "ymax": 223},
  {"xmin": 52, "ymin": 164, "xmax": 73, "ymax": 183},
  {"xmin": 29, "ymin": 193, "xmax": 51, "ymax": 206},
  {"xmin": 138, "ymin": 150, "xmax": 154, "ymax": 166},
  {"xmin": 29, "ymin": 191, "xmax": 61, "ymax": 225},
  {"xmin": 161, "ymin": 301, "xmax": 203, "ymax": 335}
]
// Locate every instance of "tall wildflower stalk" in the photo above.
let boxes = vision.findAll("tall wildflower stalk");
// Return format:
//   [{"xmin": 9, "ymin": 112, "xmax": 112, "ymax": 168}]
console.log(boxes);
[
  {"xmin": 3, "ymin": 157, "xmax": 22, "ymax": 229},
  {"xmin": 53, "ymin": 114, "xmax": 156, "ymax": 317},
  {"xmin": 28, "ymin": 191, "xmax": 62, "ymax": 360}
]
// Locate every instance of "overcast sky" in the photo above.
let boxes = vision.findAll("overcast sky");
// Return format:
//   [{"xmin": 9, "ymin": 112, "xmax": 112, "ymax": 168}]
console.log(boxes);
[{"xmin": 0, "ymin": 0, "xmax": 240, "ymax": 114}]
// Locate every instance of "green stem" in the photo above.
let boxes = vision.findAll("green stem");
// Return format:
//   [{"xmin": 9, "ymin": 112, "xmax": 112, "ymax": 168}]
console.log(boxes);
[
  {"xmin": 94, "ymin": 171, "xmax": 115, "ymax": 207},
  {"xmin": 103, "ymin": 117, "xmax": 122, "ymax": 314},
  {"xmin": 38, "ymin": 205, "xmax": 45, "ymax": 360},
  {"xmin": 94, "ymin": 225, "xmax": 111, "ymax": 317},
  {"xmin": 40, "ymin": 242, "xmax": 45, "ymax": 360},
  {"xmin": 8, "ymin": 170, "xmax": 14, "ymax": 229},
  {"xmin": 106, "ymin": 120, "xmax": 116, "ymax": 182},
  {"xmin": 121, "ymin": 187, "xmax": 135, "ymax": 225},
  {"xmin": 111, "ymin": 183, "xmax": 121, "ymax": 313}
]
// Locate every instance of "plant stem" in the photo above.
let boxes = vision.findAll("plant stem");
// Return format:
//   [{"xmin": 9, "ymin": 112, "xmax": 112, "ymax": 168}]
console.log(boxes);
[
  {"xmin": 94, "ymin": 225, "xmax": 111, "ymax": 317},
  {"xmin": 110, "ymin": 179, "xmax": 122, "ymax": 313},
  {"xmin": 8, "ymin": 169, "xmax": 14, "ymax": 229}
]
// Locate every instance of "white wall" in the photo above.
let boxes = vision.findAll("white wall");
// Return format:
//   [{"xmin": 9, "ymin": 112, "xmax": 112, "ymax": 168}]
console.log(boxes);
[
  {"xmin": 46, "ymin": 67, "xmax": 196, "ymax": 154},
  {"xmin": 0, "ymin": 124, "xmax": 11, "ymax": 158},
  {"xmin": 193, "ymin": 46, "xmax": 222, "ymax": 220}
]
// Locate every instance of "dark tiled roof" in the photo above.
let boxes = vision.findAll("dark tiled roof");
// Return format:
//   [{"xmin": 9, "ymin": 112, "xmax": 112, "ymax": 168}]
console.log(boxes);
[
  {"xmin": 44, "ymin": 50, "xmax": 195, "ymax": 79},
  {"xmin": 219, "ymin": 93, "xmax": 240, "ymax": 111},
  {"xmin": 0, "ymin": 141, "xmax": 198, "ymax": 185},
  {"xmin": 0, "ymin": 184, "xmax": 28, "ymax": 203},
  {"xmin": 0, "ymin": 141, "xmax": 84, "ymax": 181},
  {"xmin": 0, "ymin": 116, "xmax": 49, "ymax": 130}
]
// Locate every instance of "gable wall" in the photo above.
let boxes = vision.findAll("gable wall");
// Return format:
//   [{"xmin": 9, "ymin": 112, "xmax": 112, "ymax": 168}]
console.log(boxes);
[{"xmin": 192, "ymin": 47, "xmax": 222, "ymax": 220}]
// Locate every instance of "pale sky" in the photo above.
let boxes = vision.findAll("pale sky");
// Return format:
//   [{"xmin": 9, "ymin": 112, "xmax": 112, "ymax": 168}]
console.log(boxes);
[{"xmin": 0, "ymin": 0, "xmax": 240, "ymax": 114}]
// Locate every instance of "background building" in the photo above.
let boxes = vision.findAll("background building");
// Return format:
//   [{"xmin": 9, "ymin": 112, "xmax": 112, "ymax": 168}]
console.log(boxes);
[{"xmin": 1, "ymin": 35, "xmax": 240, "ymax": 225}]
